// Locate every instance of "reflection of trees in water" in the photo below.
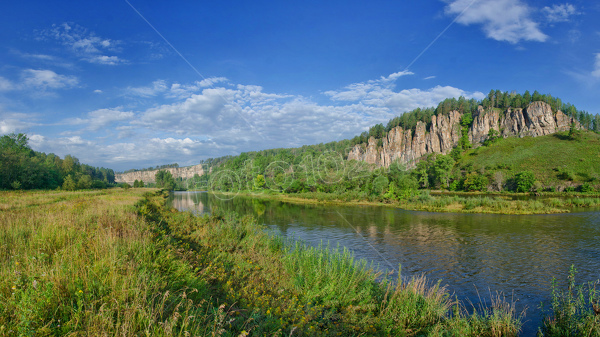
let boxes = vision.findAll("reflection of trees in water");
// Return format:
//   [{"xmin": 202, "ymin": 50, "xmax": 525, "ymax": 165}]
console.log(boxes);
[{"xmin": 174, "ymin": 192, "xmax": 599, "ymax": 302}]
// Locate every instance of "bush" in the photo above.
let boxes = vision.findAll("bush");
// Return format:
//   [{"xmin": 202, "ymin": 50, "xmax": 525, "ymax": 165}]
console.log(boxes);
[
  {"xmin": 463, "ymin": 173, "xmax": 489, "ymax": 192},
  {"xmin": 515, "ymin": 171, "xmax": 535, "ymax": 193},
  {"xmin": 580, "ymin": 182, "xmax": 594, "ymax": 193}
]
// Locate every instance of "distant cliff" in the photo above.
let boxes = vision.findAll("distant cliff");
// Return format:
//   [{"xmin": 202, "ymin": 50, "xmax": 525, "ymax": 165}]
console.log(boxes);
[
  {"xmin": 115, "ymin": 164, "xmax": 205, "ymax": 184},
  {"xmin": 348, "ymin": 101, "xmax": 581, "ymax": 167}
]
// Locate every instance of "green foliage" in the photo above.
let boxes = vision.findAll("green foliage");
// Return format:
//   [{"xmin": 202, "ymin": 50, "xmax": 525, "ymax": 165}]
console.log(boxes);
[
  {"xmin": 580, "ymin": 182, "xmax": 594, "ymax": 193},
  {"xmin": 155, "ymin": 170, "xmax": 176, "ymax": 190},
  {"xmin": 0, "ymin": 133, "xmax": 115, "ymax": 190},
  {"xmin": 253, "ymin": 174, "xmax": 266, "ymax": 190},
  {"xmin": 515, "ymin": 171, "xmax": 536, "ymax": 193},
  {"xmin": 538, "ymin": 266, "xmax": 600, "ymax": 336},
  {"xmin": 62, "ymin": 175, "xmax": 77, "ymax": 191},
  {"xmin": 463, "ymin": 173, "xmax": 489, "ymax": 192},
  {"xmin": 371, "ymin": 175, "xmax": 389, "ymax": 196},
  {"xmin": 433, "ymin": 155, "xmax": 455, "ymax": 189},
  {"xmin": 483, "ymin": 129, "xmax": 501, "ymax": 146}
]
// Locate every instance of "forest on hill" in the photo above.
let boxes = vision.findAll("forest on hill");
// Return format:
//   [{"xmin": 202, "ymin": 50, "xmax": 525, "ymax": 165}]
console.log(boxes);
[{"xmin": 0, "ymin": 133, "xmax": 116, "ymax": 190}]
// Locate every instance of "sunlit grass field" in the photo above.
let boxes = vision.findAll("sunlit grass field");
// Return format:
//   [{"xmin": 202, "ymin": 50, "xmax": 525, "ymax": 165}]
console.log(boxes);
[
  {"xmin": 2, "ymin": 188, "xmax": 595, "ymax": 336},
  {"xmin": 461, "ymin": 131, "xmax": 600, "ymax": 186}
]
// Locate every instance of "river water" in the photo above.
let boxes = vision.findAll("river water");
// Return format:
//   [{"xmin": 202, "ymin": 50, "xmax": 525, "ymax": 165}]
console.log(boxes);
[{"xmin": 168, "ymin": 191, "xmax": 600, "ymax": 335}]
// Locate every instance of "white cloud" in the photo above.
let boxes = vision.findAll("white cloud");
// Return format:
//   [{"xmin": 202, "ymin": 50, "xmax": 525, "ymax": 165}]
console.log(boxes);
[
  {"xmin": 198, "ymin": 77, "xmax": 228, "ymax": 87},
  {"xmin": 592, "ymin": 54, "xmax": 600, "ymax": 78},
  {"xmin": 11, "ymin": 50, "xmax": 75, "ymax": 69},
  {"xmin": 86, "ymin": 55, "xmax": 126, "ymax": 65},
  {"xmin": 40, "ymin": 23, "xmax": 126, "ymax": 65},
  {"xmin": 65, "ymin": 107, "xmax": 134, "ymax": 131},
  {"xmin": 93, "ymin": 89, "xmax": 103, "ymax": 94},
  {"xmin": 126, "ymin": 77, "xmax": 233, "ymax": 99},
  {"xmin": 0, "ymin": 109, "xmax": 39, "ymax": 134},
  {"xmin": 444, "ymin": 0, "xmax": 547, "ymax": 43},
  {"xmin": 0, "ymin": 76, "xmax": 14, "ymax": 91},
  {"xmin": 324, "ymin": 70, "xmax": 414, "ymax": 101},
  {"xmin": 21, "ymin": 69, "xmax": 78, "ymax": 90},
  {"xmin": 324, "ymin": 71, "xmax": 482, "ymax": 113},
  {"xmin": 424, "ymin": 76, "xmax": 436, "ymax": 80},
  {"xmin": 543, "ymin": 4, "xmax": 579, "ymax": 23},
  {"xmin": 126, "ymin": 80, "xmax": 169, "ymax": 97}
]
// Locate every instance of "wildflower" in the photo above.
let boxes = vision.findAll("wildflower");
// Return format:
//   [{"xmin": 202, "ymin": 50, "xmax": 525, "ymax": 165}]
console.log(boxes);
[
  {"xmin": 11, "ymin": 286, "xmax": 16, "ymax": 290},
  {"xmin": 78, "ymin": 290, "xmax": 83, "ymax": 293}
]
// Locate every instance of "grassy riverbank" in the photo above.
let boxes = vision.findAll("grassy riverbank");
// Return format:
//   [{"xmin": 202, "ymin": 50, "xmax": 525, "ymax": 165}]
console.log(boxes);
[
  {"xmin": 1, "ymin": 188, "xmax": 524, "ymax": 336},
  {"xmin": 210, "ymin": 190, "xmax": 600, "ymax": 214},
  {"xmin": 3, "ymin": 189, "xmax": 599, "ymax": 336}
]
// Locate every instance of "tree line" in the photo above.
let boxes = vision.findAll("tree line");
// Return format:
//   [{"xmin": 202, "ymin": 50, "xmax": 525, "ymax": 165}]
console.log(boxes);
[{"xmin": 0, "ymin": 133, "xmax": 116, "ymax": 190}]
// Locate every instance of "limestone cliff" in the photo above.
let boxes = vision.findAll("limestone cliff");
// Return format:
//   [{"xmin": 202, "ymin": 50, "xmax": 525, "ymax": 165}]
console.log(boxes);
[
  {"xmin": 115, "ymin": 164, "xmax": 205, "ymax": 184},
  {"xmin": 348, "ymin": 101, "xmax": 581, "ymax": 167}
]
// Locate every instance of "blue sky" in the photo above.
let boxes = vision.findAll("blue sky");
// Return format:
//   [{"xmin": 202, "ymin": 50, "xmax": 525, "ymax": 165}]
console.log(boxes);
[{"xmin": 1, "ymin": 0, "xmax": 599, "ymax": 171}]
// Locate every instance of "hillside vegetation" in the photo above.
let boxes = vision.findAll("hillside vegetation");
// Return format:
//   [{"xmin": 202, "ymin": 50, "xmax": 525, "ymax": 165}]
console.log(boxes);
[{"xmin": 459, "ymin": 131, "xmax": 600, "ymax": 188}]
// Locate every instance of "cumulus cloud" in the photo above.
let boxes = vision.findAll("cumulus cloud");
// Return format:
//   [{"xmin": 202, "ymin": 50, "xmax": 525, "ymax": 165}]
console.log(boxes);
[
  {"xmin": 0, "ymin": 109, "xmax": 39, "ymax": 134},
  {"xmin": 444, "ymin": 0, "xmax": 547, "ymax": 43},
  {"xmin": 39, "ymin": 23, "xmax": 126, "ymax": 65},
  {"xmin": 65, "ymin": 107, "xmax": 134, "ymax": 131},
  {"xmin": 21, "ymin": 69, "xmax": 78, "ymax": 90},
  {"xmin": 543, "ymin": 4, "xmax": 579, "ymax": 23},
  {"xmin": 593, "ymin": 54, "xmax": 600, "ymax": 78},
  {"xmin": 324, "ymin": 70, "xmax": 414, "ymax": 102},
  {"xmin": 325, "ymin": 71, "xmax": 483, "ymax": 113}
]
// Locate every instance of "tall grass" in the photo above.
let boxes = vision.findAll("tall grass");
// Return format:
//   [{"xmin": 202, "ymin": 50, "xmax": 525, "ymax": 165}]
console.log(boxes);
[
  {"xmin": 0, "ymin": 189, "xmax": 528, "ymax": 335},
  {"xmin": 538, "ymin": 266, "xmax": 600, "ymax": 336}
]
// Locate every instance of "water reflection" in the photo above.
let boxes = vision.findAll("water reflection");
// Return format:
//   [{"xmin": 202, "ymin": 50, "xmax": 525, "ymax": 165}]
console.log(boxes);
[{"xmin": 169, "ymin": 191, "xmax": 600, "ymax": 335}]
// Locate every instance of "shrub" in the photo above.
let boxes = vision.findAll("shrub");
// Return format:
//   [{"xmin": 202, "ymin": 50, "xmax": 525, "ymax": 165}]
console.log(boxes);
[
  {"xmin": 463, "ymin": 173, "xmax": 489, "ymax": 192},
  {"xmin": 580, "ymin": 182, "xmax": 594, "ymax": 193},
  {"xmin": 515, "ymin": 171, "xmax": 535, "ymax": 193}
]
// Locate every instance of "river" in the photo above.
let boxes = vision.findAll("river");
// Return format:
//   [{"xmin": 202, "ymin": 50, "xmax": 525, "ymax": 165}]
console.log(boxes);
[{"xmin": 168, "ymin": 191, "xmax": 600, "ymax": 335}]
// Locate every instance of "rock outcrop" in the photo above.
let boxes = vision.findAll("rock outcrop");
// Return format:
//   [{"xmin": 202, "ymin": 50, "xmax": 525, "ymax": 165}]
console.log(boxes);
[
  {"xmin": 115, "ymin": 164, "xmax": 205, "ymax": 184},
  {"xmin": 348, "ymin": 101, "xmax": 581, "ymax": 168}
]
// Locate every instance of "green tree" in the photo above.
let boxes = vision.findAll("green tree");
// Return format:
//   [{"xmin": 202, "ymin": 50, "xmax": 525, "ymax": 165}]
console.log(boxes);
[
  {"xmin": 515, "ymin": 171, "xmax": 535, "ymax": 193},
  {"xmin": 433, "ymin": 155, "xmax": 455, "ymax": 189},
  {"xmin": 155, "ymin": 170, "xmax": 176, "ymax": 190},
  {"xmin": 62, "ymin": 175, "xmax": 77, "ymax": 191},
  {"xmin": 463, "ymin": 173, "xmax": 489, "ymax": 191},
  {"xmin": 253, "ymin": 174, "xmax": 266, "ymax": 190},
  {"xmin": 77, "ymin": 174, "xmax": 93, "ymax": 189},
  {"xmin": 371, "ymin": 175, "xmax": 389, "ymax": 196}
]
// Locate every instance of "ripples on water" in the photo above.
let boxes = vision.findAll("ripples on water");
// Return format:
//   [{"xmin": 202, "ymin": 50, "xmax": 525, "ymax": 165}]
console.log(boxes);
[{"xmin": 169, "ymin": 191, "xmax": 600, "ymax": 335}]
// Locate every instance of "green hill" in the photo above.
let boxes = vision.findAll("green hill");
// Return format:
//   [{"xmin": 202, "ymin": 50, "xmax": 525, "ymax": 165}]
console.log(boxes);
[{"xmin": 459, "ymin": 130, "xmax": 600, "ymax": 189}]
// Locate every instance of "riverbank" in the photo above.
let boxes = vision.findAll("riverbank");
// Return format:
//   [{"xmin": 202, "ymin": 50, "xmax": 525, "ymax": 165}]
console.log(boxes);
[
  {"xmin": 208, "ymin": 190, "xmax": 600, "ymax": 214},
  {"xmin": 1, "ymin": 188, "xmax": 527, "ymax": 336}
]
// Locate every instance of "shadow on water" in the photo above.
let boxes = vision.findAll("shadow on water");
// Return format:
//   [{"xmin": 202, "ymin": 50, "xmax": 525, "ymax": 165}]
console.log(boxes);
[{"xmin": 169, "ymin": 191, "xmax": 600, "ymax": 336}]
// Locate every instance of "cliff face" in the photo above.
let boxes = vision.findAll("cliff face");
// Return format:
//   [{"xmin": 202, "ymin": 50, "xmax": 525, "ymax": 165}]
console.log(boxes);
[
  {"xmin": 115, "ymin": 164, "xmax": 205, "ymax": 184},
  {"xmin": 348, "ymin": 101, "xmax": 581, "ymax": 167}
]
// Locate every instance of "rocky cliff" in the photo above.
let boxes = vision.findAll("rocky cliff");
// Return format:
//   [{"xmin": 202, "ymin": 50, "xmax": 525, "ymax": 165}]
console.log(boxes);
[
  {"xmin": 348, "ymin": 101, "xmax": 581, "ymax": 167},
  {"xmin": 115, "ymin": 164, "xmax": 205, "ymax": 184}
]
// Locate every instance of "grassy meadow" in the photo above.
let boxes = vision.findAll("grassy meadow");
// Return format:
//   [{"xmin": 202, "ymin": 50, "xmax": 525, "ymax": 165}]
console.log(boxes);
[
  {"xmin": 1, "ymin": 188, "xmax": 597, "ymax": 335},
  {"xmin": 461, "ymin": 131, "xmax": 600, "ymax": 186}
]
